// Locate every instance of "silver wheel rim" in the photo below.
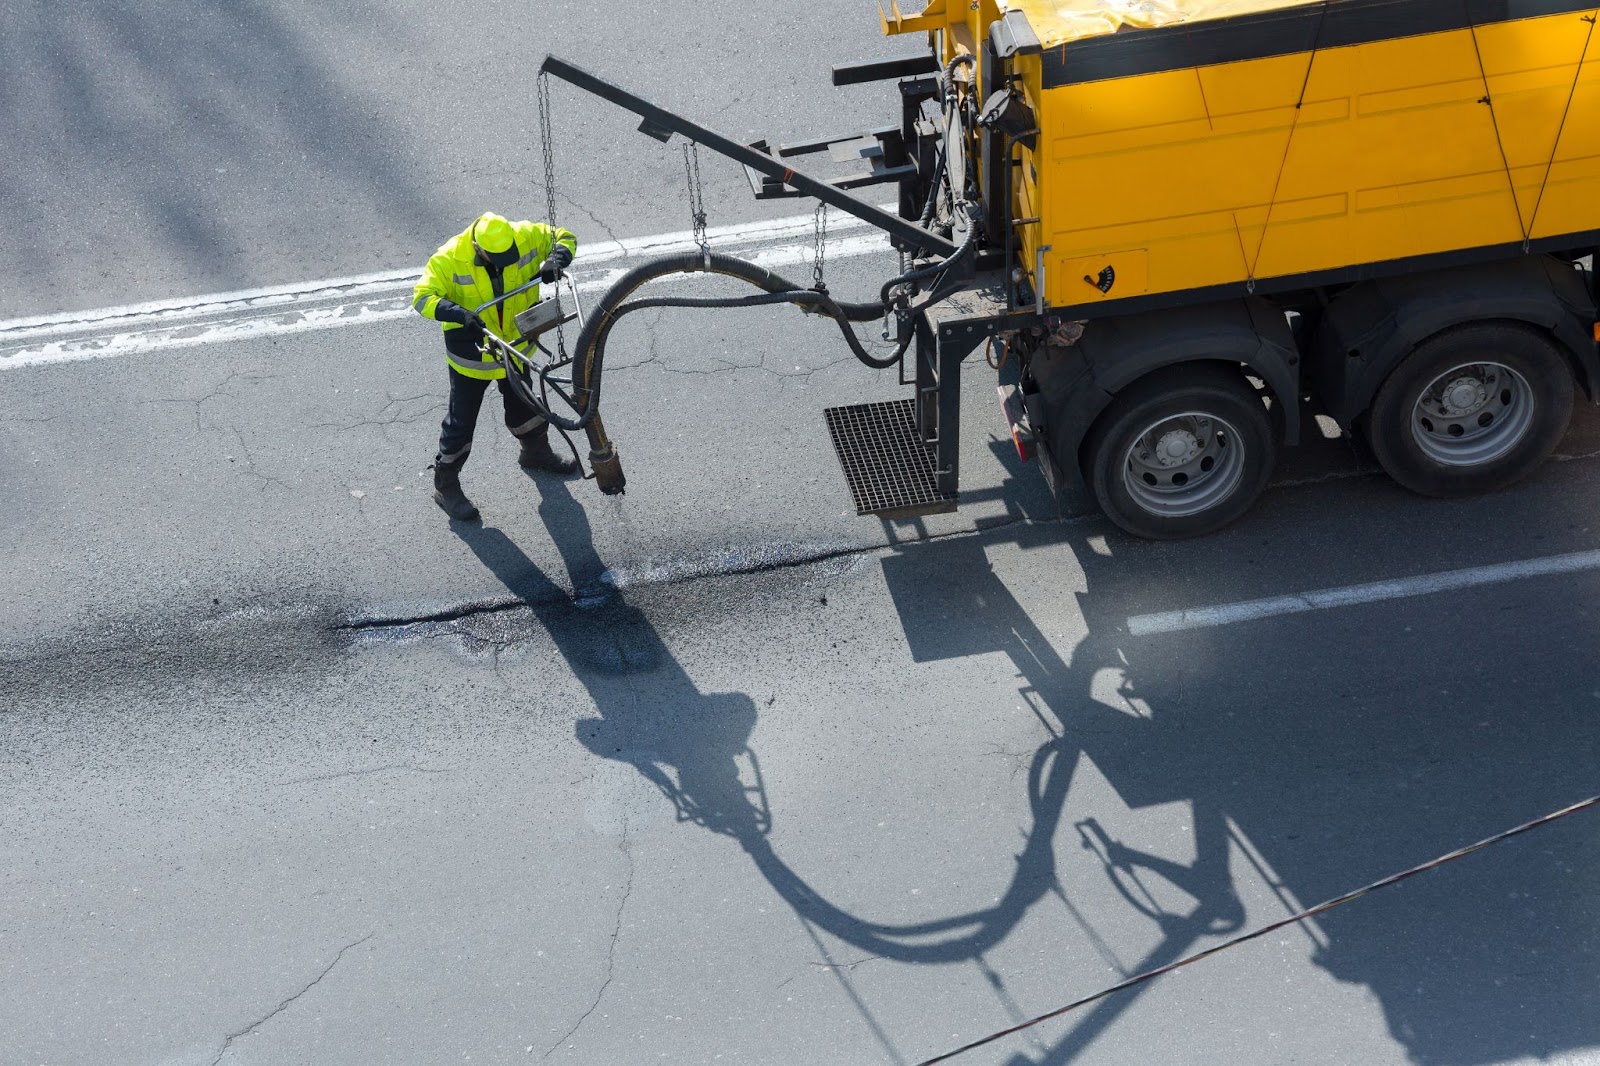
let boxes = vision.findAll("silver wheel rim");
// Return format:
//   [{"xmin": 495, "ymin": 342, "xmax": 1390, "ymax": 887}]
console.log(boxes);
[
  {"xmin": 1122, "ymin": 411, "xmax": 1248, "ymax": 518},
  {"xmin": 1409, "ymin": 361, "xmax": 1535, "ymax": 467}
]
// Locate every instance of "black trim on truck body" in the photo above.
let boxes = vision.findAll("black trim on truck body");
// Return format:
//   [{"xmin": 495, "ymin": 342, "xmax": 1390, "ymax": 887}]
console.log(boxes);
[{"xmin": 1043, "ymin": 0, "xmax": 1599, "ymax": 88}]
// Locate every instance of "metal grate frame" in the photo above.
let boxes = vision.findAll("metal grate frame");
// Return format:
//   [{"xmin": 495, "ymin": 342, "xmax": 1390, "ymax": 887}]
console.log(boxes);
[{"xmin": 824, "ymin": 399, "xmax": 957, "ymax": 518}]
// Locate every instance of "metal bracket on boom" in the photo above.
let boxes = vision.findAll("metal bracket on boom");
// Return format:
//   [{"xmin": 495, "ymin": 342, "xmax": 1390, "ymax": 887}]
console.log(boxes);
[
  {"xmin": 537, "ymin": 55, "xmax": 958, "ymax": 259},
  {"xmin": 744, "ymin": 126, "xmax": 917, "ymax": 200}
]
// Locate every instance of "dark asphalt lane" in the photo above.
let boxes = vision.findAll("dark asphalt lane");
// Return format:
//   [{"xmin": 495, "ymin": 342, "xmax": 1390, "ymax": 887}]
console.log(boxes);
[
  {"xmin": 0, "ymin": 0, "xmax": 914, "ymax": 317},
  {"xmin": 6, "ymin": 258, "xmax": 1600, "ymax": 1063},
  {"xmin": 5, "ymin": 247, "xmax": 1600, "ymax": 1063},
  {"xmin": 4, "ymin": 463, "xmax": 1599, "ymax": 1064}
]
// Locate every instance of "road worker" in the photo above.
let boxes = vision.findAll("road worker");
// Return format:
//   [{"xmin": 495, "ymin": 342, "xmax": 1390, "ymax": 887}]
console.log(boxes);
[{"xmin": 412, "ymin": 211, "xmax": 579, "ymax": 522}]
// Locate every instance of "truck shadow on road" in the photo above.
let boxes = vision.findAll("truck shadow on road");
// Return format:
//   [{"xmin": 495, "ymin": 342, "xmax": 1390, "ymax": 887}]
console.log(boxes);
[
  {"xmin": 454, "ymin": 475, "xmax": 1599, "ymax": 1066},
  {"xmin": 872, "ymin": 523, "xmax": 1600, "ymax": 1066}
]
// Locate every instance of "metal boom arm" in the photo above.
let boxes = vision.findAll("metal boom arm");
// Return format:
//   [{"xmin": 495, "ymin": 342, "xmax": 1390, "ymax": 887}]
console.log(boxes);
[{"xmin": 538, "ymin": 55, "xmax": 958, "ymax": 258}]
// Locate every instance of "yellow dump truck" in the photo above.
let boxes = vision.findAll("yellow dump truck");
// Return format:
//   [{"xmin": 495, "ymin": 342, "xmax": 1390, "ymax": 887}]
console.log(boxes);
[{"xmin": 538, "ymin": 0, "xmax": 1600, "ymax": 537}]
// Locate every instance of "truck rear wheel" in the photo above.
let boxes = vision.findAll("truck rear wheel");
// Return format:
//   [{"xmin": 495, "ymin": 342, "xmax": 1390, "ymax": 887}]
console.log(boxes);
[
  {"xmin": 1365, "ymin": 323, "xmax": 1574, "ymax": 498},
  {"xmin": 1083, "ymin": 365, "xmax": 1276, "ymax": 540}
]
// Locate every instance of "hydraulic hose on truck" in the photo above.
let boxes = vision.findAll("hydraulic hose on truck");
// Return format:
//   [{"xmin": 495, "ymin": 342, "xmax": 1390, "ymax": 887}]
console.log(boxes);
[{"xmin": 492, "ymin": 220, "xmax": 980, "ymax": 495}]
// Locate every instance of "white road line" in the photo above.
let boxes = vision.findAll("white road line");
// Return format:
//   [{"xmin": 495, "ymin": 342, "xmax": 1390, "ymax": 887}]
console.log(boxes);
[
  {"xmin": 0, "ymin": 209, "xmax": 895, "ymax": 370},
  {"xmin": 1126, "ymin": 549, "xmax": 1600, "ymax": 635}
]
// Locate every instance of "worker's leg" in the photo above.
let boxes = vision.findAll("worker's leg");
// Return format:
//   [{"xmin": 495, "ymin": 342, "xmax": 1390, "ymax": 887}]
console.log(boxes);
[
  {"xmin": 433, "ymin": 345, "xmax": 491, "ymax": 520},
  {"xmin": 500, "ymin": 377, "xmax": 579, "ymax": 476}
]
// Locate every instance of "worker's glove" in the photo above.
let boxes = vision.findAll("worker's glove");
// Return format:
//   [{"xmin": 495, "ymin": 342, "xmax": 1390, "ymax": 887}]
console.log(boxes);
[
  {"xmin": 459, "ymin": 313, "xmax": 486, "ymax": 342},
  {"xmin": 540, "ymin": 244, "xmax": 573, "ymax": 284},
  {"xmin": 434, "ymin": 299, "xmax": 471, "ymax": 325}
]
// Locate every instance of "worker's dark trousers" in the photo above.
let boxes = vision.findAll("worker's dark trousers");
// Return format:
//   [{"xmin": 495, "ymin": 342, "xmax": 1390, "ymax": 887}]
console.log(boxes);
[{"xmin": 435, "ymin": 332, "xmax": 546, "ymax": 467}]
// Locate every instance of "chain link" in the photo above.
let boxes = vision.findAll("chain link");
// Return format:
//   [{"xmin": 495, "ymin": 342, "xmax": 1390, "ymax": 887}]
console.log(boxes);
[
  {"xmin": 682, "ymin": 142, "xmax": 710, "ymax": 265},
  {"xmin": 811, "ymin": 203, "xmax": 828, "ymax": 291},
  {"xmin": 535, "ymin": 72, "xmax": 567, "ymax": 362}
]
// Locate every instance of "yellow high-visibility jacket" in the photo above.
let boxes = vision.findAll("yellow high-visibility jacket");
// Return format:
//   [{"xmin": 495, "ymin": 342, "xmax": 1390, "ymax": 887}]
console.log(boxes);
[{"xmin": 412, "ymin": 215, "xmax": 579, "ymax": 380}]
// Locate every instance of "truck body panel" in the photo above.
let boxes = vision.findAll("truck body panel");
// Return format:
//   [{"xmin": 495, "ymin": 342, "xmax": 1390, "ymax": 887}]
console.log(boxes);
[{"xmin": 891, "ymin": 0, "xmax": 1600, "ymax": 317}]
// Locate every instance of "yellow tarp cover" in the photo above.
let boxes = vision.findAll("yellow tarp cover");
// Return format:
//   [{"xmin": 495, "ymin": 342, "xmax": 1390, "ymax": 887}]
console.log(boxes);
[{"xmin": 1004, "ymin": 0, "xmax": 1323, "ymax": 45}]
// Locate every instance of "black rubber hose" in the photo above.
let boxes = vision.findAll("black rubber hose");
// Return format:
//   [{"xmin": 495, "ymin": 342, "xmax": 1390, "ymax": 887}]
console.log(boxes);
[
  {"xmin": 615, "ymin": 288, "xmax": 911, "ymax": 370},
  {"xmin": 941, "ymin": 52, "xmax": 975, "ymax": 95},
  {"xmin": 510, "ymin": 253, "xmax": 895, "ymax": 432},
  {"xmin": 881, "ymin": 216, "xmax": 978, "ymax": 306},
  {"xmin": 507, "ymin": 227, "xmax": 980, "ymax": 432},
  {"xmin": 919, "ymin": 142, "xmax": 948, "ymax": 227}
]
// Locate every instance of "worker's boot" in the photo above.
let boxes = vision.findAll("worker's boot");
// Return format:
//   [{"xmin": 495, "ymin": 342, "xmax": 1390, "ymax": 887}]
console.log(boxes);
[
  {"xmin": 432, "ymin": 457, "xmax": 481, "ymax": 522},
  {"xmin": 517, "ymin": 427, "xmax": 579, "ymax": 476}
]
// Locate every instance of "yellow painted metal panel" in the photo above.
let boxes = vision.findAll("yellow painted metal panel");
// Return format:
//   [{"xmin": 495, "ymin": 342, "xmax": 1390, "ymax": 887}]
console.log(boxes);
[{"xmin": 1026, "ymin": 10, "xmax": 1600, "ymax": 308}]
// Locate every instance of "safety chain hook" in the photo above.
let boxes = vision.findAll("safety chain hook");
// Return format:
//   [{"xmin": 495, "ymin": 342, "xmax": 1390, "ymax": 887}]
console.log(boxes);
[{"xmin": 683, "ymin": 141, "xmax": 711, "ymax": 269}]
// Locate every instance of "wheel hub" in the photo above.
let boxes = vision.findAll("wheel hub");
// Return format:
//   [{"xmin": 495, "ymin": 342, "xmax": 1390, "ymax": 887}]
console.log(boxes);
[
  {"xmin": 1436, "ymin": 374, "xmax": 1491, "ymax": 417},
  {"xmin": 1154, "ymin": 428, "xmax": 1202, "ymax": 467},
  {"xmin": 1123, "ymin": 412, "xmax": 1247, "ymax": 519},
  {"xmin": 1409, "ymin": 361, "xmax": 1534, "ymax": 467}
]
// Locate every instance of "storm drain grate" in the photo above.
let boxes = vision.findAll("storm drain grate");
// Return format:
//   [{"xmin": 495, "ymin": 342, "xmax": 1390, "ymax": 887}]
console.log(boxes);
[{"xmin": 824, "ymin": 399, "xmax": 957, "ymax": 518}]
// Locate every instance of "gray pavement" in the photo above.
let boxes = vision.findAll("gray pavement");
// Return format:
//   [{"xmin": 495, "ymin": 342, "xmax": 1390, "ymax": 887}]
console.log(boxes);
[
  {"xmin": 5, "ymin": 2, "xmax": 1600, "ymax": 1064},
  {"xmin": 0, "ymin": 0, "xmax": 913, "ymax": 317}
]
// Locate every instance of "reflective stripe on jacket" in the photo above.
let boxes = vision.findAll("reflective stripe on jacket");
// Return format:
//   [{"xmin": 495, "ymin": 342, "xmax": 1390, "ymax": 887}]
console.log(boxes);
[{"xmin": 412, "ymin": 215, "xmax": 578, "ymax": 380}]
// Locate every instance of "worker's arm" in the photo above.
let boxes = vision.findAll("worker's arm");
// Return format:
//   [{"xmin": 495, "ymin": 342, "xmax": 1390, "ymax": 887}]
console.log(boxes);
[
  {"xmin": 550, "ymin": 225, "xmax": 577, "ymax": 260},
  {"xmin": 411, "ymin": 253, "xmax": 480, "ymax": 329},
  {"xmin": 540, "ymin": 225, "xmax": 578, "ymax": 282}
]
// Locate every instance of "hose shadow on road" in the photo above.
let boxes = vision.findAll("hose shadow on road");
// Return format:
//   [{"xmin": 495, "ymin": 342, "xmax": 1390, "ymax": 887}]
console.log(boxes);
[{"xmin": 453, "ymin": 471, "xmax": 1599, "ymax": 1066}]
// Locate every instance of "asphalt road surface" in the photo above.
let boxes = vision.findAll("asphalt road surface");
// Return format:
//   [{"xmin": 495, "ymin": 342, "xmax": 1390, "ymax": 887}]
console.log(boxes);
[{"xmin": 4, "ymin": 3, "xmax": 1600, "ymax": 1065}]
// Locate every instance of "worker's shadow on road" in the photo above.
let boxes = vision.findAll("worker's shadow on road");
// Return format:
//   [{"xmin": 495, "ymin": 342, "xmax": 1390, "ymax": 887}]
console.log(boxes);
[{"xmin": 450, "ymin": 476, "xmax": 766, "ymax": 840}]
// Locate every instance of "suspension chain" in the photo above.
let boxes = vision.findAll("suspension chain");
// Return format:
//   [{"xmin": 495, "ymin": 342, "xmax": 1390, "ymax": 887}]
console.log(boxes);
[
  {"xmin": 536, "ymin": 71, "xmax": 569, "ymax": 362},
  {"xmin": 683, "ymin": 142, "xmax": 710, "ymax": 266},
  {"xmin": 811, "ymin": 203, "xmax": 828, "ymax": 292}
]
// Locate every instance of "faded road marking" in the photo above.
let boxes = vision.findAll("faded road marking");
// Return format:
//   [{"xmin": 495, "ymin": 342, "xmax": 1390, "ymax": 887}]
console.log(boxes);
[
  {"xmin": 1126, "ymin": 548, "xmax": 1600, "ymax": 635},
  {"xmin": 0, "ymin": 212, "xmax": 892, "ymax": 370}
]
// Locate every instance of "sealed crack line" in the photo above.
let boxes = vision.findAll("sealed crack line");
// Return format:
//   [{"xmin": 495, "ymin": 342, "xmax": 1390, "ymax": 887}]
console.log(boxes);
[
  {"xmin": 278, "ymin": 764, "xmax": 459, "ymax": 786},
  {"xmin": 336, "ymin": 595, "xmax": 537, "ymax": 633},
  {"xmin": 544, "ymin": 819, "xmax": 635, "ymax": 1059},
  {"xmin": 210, "ymin": 933, "xmax": 374, "ymax": 1064},
  {"xmin": 337, "ymin": 516, "xmax": 1054, "ymax": 637}
]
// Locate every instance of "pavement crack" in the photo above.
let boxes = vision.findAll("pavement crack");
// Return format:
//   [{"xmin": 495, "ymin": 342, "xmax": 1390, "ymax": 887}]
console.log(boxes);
[
  {"xmin": 221, "ymin": 424, "xmax": 288, "ymax": 493},
  {"xmin": 557, "ymin": 192, "xmax": 622, "ymax": 247},
  {"xmin": 312, "ymin": 391, "xmax": 446, "ymax": 433},
  {"xmin": 210, "ymin": 932, "xmax": 373, "ymax": 1064},
  {"xmin": 544, "ymin": 818, "xmax": 634, "ymax": 1059},
  {"xmin": 810, "ymin": 954, "xmax": 885, "ymax": 973},
  {"xmin": 279, "ymin": 764, "xmax": 457, "ymax": 786}
]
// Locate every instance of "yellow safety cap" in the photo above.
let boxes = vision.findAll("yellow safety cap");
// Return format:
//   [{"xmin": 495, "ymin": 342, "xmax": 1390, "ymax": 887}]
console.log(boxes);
[{"xmin": 473, "ymin": 213, "xmax": 515, "ymax": 255}]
